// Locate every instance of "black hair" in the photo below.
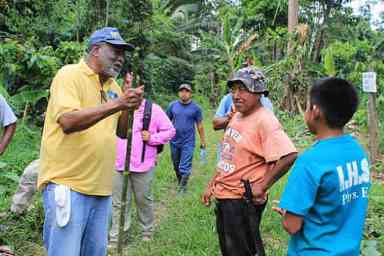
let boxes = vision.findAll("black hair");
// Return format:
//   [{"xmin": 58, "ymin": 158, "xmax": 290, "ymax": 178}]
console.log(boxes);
[{"xmin": 310, "ymin": 77, "xmax": 359, "ymax": 129}]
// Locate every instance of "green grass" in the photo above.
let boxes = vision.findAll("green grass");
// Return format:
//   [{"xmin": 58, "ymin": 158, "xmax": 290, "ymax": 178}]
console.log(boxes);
[
  {"xmin": 0, "ymin": 114, "xmax": 383, "ymax": 256},
  {"xmin": 0, "ymin": 123, "xmax": 44, "ymax": 255}
]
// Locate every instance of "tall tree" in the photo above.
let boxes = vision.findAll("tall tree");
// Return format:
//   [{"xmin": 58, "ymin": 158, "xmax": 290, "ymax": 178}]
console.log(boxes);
[
  {"xmin": 287, "ymin": 0, "xmax": 298, "ymax": 54},
  {"xmin": 281, "ymin": 0, "xmax": 298, "ymax": 112}
]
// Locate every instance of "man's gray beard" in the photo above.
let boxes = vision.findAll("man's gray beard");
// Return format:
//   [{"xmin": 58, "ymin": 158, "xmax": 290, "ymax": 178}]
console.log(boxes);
[
  {"xmin": 100, "ymin": 60, "xmax": 122, "ymax": 79},
  {"xmin": 105, "ymin": 66, "xmax": 121, "ymax": 79}
]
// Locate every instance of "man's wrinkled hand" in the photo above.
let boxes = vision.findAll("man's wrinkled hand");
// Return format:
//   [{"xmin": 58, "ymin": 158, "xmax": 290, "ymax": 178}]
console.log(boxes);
[
  {"xmin": 271, "ymin": 200, "xmax": 285, "ymax": 216},
  {"xmin": 123, "ymin": 72, "xmax": 144, "ymax": 92},
  {"xmin": 119, "ymin": 86, "xmax": 144, "ymax": 110},
  {"xmin": 227, "ymin": 110, "xmax": 235, "ymax": 120},
  {"xmin": 251, "ymin": 183, "xmax": 267, "ymax": 205},
  {"xmin": 201, "ymin": 187, "xmax": 212, "ymax": 207},
  {"xmin": 142, "ymin": 131, "xmax": 150, "ymax": 142},
  {"xmin": 272, "ymin": 206, "xmax": 286, "ymax": 216},
  {"xmin": 123, "ymin": 72, "xmax": 133, "ymax": 91}
]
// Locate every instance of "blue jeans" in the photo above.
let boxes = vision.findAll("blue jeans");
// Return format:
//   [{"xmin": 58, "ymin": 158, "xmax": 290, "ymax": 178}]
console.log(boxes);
[
  {"xmin": 170, "ymin": 143, "xmax": 194, "ymax": 177},
  {"xmin": 43, "ymin": 183, "xmax": 112, "ymax": 256}
]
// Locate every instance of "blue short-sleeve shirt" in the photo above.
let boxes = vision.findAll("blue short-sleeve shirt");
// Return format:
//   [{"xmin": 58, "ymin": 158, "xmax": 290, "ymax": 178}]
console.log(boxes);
[
  {"xmin": 166, "ymin": 100, "xmax": 202, "ymax": 147},
  {"xmin": 280, "ymin": 135, "xmax": 371, "ymax": 256}
]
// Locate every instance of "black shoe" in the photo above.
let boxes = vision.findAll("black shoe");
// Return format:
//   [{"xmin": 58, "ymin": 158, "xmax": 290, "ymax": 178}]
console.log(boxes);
[
  {"xmin": 177, "ymin": 174, "xmax": 181, "ymax": 184},
  {"xmin": 175, "ymin": 170, "xmax": 181, "ymax": 184},
  {"xmin": 178, "ymin": 175, "xmax": 189, "ymax": 194}
]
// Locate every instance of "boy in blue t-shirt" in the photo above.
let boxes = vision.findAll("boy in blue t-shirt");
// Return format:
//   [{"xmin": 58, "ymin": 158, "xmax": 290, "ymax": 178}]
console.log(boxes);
[{"xmin": 273, "ymin": 78, "xmax": 371, "ymax": 256}]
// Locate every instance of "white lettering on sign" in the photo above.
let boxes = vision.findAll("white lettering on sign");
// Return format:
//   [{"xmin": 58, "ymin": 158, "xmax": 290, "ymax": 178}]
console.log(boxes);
[{"xmin": 362, "ymin": 72, "xmax": 377, "ymax": 93}]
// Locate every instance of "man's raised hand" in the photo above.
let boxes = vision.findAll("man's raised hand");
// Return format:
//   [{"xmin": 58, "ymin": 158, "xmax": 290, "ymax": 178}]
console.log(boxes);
[{"xmin": 118, "ymin": 72, "xmax": 144, "ymax": 110}]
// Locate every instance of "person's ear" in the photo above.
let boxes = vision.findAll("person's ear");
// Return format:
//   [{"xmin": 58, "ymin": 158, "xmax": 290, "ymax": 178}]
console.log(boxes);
[
  {"xmin": 90, "ymin": 44, "xmax": 102, "ymax": 57},
  {"xmin": 312, "ymin": 104, "xmax": 321, "ymax": 120}
]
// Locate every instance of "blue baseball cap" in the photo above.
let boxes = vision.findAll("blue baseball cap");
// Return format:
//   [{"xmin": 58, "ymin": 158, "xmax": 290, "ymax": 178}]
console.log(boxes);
[{"xmin": 88, "ymin": 27, "xmax": 134, "ymax": 50}]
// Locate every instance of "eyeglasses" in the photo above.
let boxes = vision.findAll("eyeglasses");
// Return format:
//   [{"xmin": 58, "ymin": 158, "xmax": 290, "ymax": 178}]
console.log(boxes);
[{"xmin": 100, "ymin": 90, "xmax": 108, "ymax": 103}]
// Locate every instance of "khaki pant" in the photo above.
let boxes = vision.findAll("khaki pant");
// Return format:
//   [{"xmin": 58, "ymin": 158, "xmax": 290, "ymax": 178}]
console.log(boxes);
[
  {"xmin": 109, "ymin": 169, "xmax": 154, "ymax": 242},
  {"xmin": 11, "ymin": 159, "xmax": 40, "ymax": 214}
]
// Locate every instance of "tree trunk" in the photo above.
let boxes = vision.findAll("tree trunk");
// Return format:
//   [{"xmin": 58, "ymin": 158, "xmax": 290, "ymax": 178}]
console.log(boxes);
[
  {"xmin": 312, "ymin": 3, "xmax": 331, "ymax": 63},
  {"xmin": 282, "ymin": 0, "xmax": 298, "ymax": 112},
  {"xmin": 208, "ymin": 71, "xmax": 219, "ymax": 108},
  {"xmin": 287, "ymin": 0, "xmax": 298, "ymax": 55},
  {"xmin": 105, "ymin": 0, "xmax": 110, "ymax": 26}
]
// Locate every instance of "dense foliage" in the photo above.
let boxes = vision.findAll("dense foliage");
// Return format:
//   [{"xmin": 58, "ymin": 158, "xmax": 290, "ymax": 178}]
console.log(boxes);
[
  {"xmin": 0, "ymin": 0, "xmax": 383, "ymax": 112},
  {"xmin": 0, "ymin": 0, "xmax": 383, "ymax": 166},
  {"xmin": 0, "ymin": 1, "xmax": 383, "ymax": 105},
  {"xmin": 0, "ymin": 1, "xmax": 383, "ymax": 254}
]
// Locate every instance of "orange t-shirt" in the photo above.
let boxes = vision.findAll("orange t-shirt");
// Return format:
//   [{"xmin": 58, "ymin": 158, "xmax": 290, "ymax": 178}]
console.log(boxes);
[{"xmin": 211, "ymin": 107, "xmax": 297, "ymax": 199}]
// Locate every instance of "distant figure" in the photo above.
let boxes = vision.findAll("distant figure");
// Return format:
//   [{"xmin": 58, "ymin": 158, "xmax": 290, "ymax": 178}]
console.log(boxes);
[
  {"xmin": 202, "ymin": 67, "xmax": 297, "ymax": 256},
  {"xmin": 0, "ymin": 95, "xmax": 17, "ymax": 155},
  {"xmin": 274, "ymin": 78, "xmax": 371, "ymax": 256},
  {"xmin": 109, "ymin": 78, "xmax": 175, "ymax": 244},
  {"xmin": 37, "ymin": 27, "xmax": 142, "ymax": 256},
  {"xmin": 10, "ymin": 159, "xmax": 39, "ymax": 214},
  {"xmin": 166, "ymin": 84, "xmax": 206, "ymax": 193}
]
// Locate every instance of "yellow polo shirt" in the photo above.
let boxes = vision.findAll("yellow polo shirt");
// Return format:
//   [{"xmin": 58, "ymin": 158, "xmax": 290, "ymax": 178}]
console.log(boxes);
[{"xmin": 38, "ymin": 59, "xmax": 122, "ymax": 196}]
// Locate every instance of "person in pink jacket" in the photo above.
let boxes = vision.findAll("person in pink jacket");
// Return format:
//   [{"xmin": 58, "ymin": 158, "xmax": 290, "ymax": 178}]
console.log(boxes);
[{"xmin": 109, "ymin": 86, "xmax": 175, "ymax": 244}]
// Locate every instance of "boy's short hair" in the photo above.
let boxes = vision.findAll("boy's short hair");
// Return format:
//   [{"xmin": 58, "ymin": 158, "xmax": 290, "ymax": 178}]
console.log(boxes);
[{"xmin": 310, "ymin": 77, "xmax": 359, "ymax": 129}]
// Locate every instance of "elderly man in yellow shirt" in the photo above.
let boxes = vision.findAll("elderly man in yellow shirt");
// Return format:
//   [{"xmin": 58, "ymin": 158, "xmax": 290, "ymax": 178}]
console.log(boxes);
[{"xmin": 37, "ymin": 27, "xmax": 143, "ymax": 256}]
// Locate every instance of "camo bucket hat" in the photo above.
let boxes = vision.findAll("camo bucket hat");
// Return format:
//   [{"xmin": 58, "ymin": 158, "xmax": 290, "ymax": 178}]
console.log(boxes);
[{"xmin": 227, "ymin": 67, "xmax": 269, "ymax": 96}]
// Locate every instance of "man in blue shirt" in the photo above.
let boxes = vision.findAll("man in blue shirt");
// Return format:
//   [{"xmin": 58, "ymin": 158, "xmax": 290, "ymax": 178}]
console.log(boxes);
[
  {"xmin": 273, "ymin": 78, "xmax": 371, "ymax": 256},
  {"xmin": 166, "ymin": 84, "xmax": 206, "ymax": 193}
]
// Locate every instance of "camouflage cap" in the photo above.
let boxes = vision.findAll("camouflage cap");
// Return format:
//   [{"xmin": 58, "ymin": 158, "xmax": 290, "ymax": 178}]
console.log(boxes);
[{"xmin": 227, "ymin": 67, "xmax": 269, "ymax": 96}]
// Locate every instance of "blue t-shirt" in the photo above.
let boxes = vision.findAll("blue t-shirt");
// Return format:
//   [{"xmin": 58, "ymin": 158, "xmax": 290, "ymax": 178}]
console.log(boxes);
[
  {"xmin": 166, "ymin": 100, "xmax": 202, "ymax": 146},
  {"xmin": 214, "ymin": 93, "xmax": 273, "ymax": 118},
  {"xmin": 215, "ymin": 94, "xmax": 233, "ymax": 118},
  {"xmin": 280, "ymin": 135, "xmax": 371, "ymax": 256}
]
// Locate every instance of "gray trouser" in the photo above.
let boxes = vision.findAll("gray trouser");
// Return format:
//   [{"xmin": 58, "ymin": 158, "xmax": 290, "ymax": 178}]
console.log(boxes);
[{"xmin": 109, "ymin": 169, "xmax": 154, "ymax": 242}]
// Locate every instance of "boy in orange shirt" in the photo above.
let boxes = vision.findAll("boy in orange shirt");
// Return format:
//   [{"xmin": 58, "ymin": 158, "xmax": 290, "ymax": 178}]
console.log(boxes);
[{"xmin": 202, "ymin": 67, "xmax": 297, "ymax": 256}]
